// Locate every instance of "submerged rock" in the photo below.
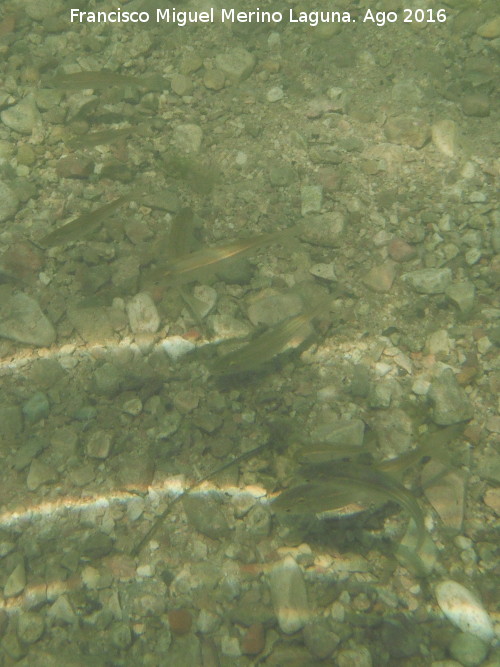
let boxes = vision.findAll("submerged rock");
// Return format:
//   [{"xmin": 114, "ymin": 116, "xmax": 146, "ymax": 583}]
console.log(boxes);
[
  {"xmin": 435, "ymin": 580, "xmax": 495, "ymax": 644},
  {"xmin": 269, "ymin": 555, "xmax": 309, "ymax": 634},
  {"xmin": 0, "ymin": 291, "xmax": 55, "ymax": 347},
  {"xmin": 428, "ymin": 369, "xmax": 474, "ymax": 425}
]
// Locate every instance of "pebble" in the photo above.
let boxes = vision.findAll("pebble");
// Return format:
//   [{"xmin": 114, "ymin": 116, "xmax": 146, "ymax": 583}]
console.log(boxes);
[
  {"xmin": 1, "ymin": 94, "xmax": 42, "ymax": 135},
  {"xmin": 126, "ymin": 292, "xmax": 160, "ymax": 334},
  {"xmin": 168, "ymin": 609, "xmax": 192, "ymax": 636},
  {"xmin": 337, "ymin": 646, "xmax": 373, "ymax": 667},
  {"xmin": 476, "ymin": 16, "xmax": 500, "ymax": 39},
  {"xmin": 449, "ymin": 632, "xmax": 489, "ymax": 667},
  {"xmin": 303, "ymin": 621, "xmax": 339, "ymax": 659},
  {"xmin": 428, "ymin": 368, "xmax": 474, "ymax": 425},
  {"xmin": 426, "ymin": 329, "xmax": 450, "ymax": 355},
  {"xmin": 17, "ymin": 612, "xmax": 45, "ymax": 644},
  {"xmin": 446, "ymin": 282, "xmax": 476, "ymax": 314},
  {"xmin": 56, "ymin": 155, "xmax": 94, "ymax": 179},
  {"xmin": 111, "ymin": 623, "xmax": 132, "ymax": 650},
  {"xmin": 203, "ymin": 68, "xmax": 225, "ymax": 90},
  {"xmin": 170, "ymin": 73, "xmax": 193, "ymax": 96},
  {"xmin": 483, "ymin": 488, "xmax": 500, "ymax": 515},
  {"xmin": 22, "ymin": 391, "xmax": 50, "ymax": 423},
  {"xmin": 299, "ymin": 211, "xmax": 345, "ymax": 246},
  {"xmin": 182, "ymin": 493, "xmax": 231, "ymax": 540},
  {"xmin": 4, "ymin": 562, "xmax": 26, "ymax": 597},
  {"xmin": 27, "ymin": 460, "xmax": 58, "ymax": 491},
  {"xmin": 363, "ymin": 262, "xmax": 396, "ymax": 292},
  {"xmin": 0, "ymin": 292, "xmax": 55, "ymax": 347},
  {"xmin": 161, "ymin": 335, "xmax": 195, "ymax": 361},
  {"xmin": 432, "ymin": 119, "xmax": 459, "ymax": 158},
  {"xmin": 267, "ymin": 86, "xmax": 284, "ymax": 102},
  {"xmin": 388, "ymin": 237, "xmax": 417, "ymax": 262},
  {"xmin": 215, "ymin": 48, "xmax": 256, "ymax": 83},
  {"xmin": 86, "ymin": 430, "xmax": 113, "ymax": 459},
  {"xmin": 301, "ymin": 185, "xmax": 323, "ymax": 215},
  {"xmin": 0, "ymin": 181, "xmax": 20, "ymax": 222},
  {"xmin": 47, "ymin": 595, "xmax": 78, "ymax": 626},
  {"xmin": 461, "ymin": 94, "xmax": 490, "ymax": 118},
  {"xmin": 435, "ymin": 580, "xmax": 495, "ymax": 643},
  {"xmin": 192, "ymin": 284, "xmax": 217, "ymax": 318},
  {"xmin": 241, "ymin": 623, "xmax": 265, "ymax": 655},
  {"xmin": 401, "ymin": 267, "xmax": 452, "ymax": 294},
  {"xmin": 465, "ymin": 248, "xmax": 481, "ymax": 266},
  {"xmin": 310, "ymin": 418, "xmax": 365, "ymax": 447},
  {"xmin": 384, "ymin": 115, "xmax": 431, "ymax": 148},
  {"xmin": 269, "ymin": 555, "xmax": 309, "ymax": 634},
  {"xmin": 310, "ymin": 262, "xmax": 337, "ymax": 281},
  {"xmin": 172, "ymin": 123, "xmax": 203, "ymax": 154},
  {"xmin": 247, "ymin": 291, "xmax": 303, "ymax": 327}
]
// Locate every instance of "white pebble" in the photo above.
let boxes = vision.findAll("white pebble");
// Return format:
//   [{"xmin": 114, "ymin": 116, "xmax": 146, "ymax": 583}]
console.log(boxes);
[{"xmin": 435, "ymin": 580, "xmax": 495, "ymax": 643}]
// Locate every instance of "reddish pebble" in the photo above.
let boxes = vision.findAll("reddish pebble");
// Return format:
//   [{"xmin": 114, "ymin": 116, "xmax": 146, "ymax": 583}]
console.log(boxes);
[
  {"xmin": 168, "ymin": 609, "xmax": 192, "ymax": 635},
  {"xmin": 241, "ymin": 623, "xmax": 265, "ymax": 655},
  {"xmin": 388, "ymin": 237, "xmax": 417, "ymax": 262}
]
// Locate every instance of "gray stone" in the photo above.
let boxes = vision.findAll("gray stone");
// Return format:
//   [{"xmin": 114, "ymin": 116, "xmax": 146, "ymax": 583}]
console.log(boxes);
[
  {"xmin": 449, "ymin": 632, "xmax": 489, "ymax": 667},
  {"xmin": 4, "ymin": 562, "xmax": 26, "ymax": 597},
  {"xmin": 82, "ymin": 532, "xmax": 114, "ymax": 558},
  {"xmin": 215, "ymin": 48, "xmax": 256, "ymax": 83},
  {"xmin": 111, "ymin": 622, "xmax": 132, "ymax": 649},
  {"xmin": 247, "ymin": 291, "xmax": 303, "ymax": 327},
  {"xmin": 384, "ymin": 115, "xmax": 431, "ymax": 148},
  {"xmin": 172, "ymin": 123, "xmax": 203, "ymax": 154},
  {"xmin": 22, "ymin": 392, "xmax": 49, "ymax": 424},
  {"xmin": 156, "ymin": 410, "xmax": 182, "ymax": 439},
  {"xmin": 66, "ymin": 306, "xmax": 114, "ymax": 344},
  {"xmin": 0, "ymin": 405, "xmax": 23, "ymax": 445},
  {"xmin": 93, "ymin": 362, "xmax": 123, "ymax": 395},
  {"xmin": 303, "ymin": 621, "xmax": 339, "ymax": 659},
  {"xmin": 27, "ymin": 460, "xmax": 57, "ymax": 491},
  {"xmin": 299, "ymin": 211, "xmax": 345, "ymax": 247},
  {"xmin": 126, "ymin": 292, "xmax": 160, "ymax": 333},
  {"xmin": 0, "ymin": 181, "xmax": 20, "ymax": 222},
  {"xmin": 47, "ymin": 595, "xmax": 77, "ymax": 626},
  {"xmin": 432, "ymin": 119, "xmax": 458, "ymax": 158},
  {"xmin": 423, "ymin": 462, "xmax": 466, "ymax": 531},
  {"xmin": 401, "ymin": 267, "xmax": 452, "ymax": 294},
  {"xmin": 17, "ymin": 612, "xmax": 45, "ymax": 644},
  {"xmin": 429, "ymin": 368, "xmax": 474, "ymax": 425},
  {"xmin": 310, "ymin": 418, "xmax": 365, "ymax": 447},
  {"xmin": 301, "ymin": 185, "xmax": 323, "ymax": 215},
  {"xmin": 182, "ymin": 493, "xmax": 231, "ymax": 540},
  {"xmin": 337, "ymin": 647, "xmax": 373, "ymax": 667},
  {"xmin": 446, "ymin": 282, "xmax": 476, "ymax": 314},
  {"xmin": 86, "ymin": 430, "xmax": 113, "ymax": 459},
  {"xmin": 0, "ymin": 94, "xmax": 42, "ymax": 135},
  {"xmin": 0, "ymin": 291, "xmax": 55, "ymax": 347},
  {"xmin": 269, "ymin": 555, "xmax": 309, "ymax": 634}
]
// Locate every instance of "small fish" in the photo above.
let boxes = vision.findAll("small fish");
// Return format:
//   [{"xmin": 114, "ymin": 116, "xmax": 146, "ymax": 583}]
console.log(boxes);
[
  {"xmin": 210, "ymin": 292, "xmax": 330, "ymax": 376},
  {"xmin": 39, "ymin": 195, "xmax": 131, "ymax": 247},
  {"xmin": 148, "ymin": 226, "xmax": 299, "ymax": 287},
  {"xmin": 46, "ymin": 70, "xmax": 166, "ymax": 91},
  {"xmin": 272, "ymin": 462, "xmax": 426, "ymax": 549},
  {"xmin": 65, "ymin": 127, "xmax": 134, "ymax": 149}
]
